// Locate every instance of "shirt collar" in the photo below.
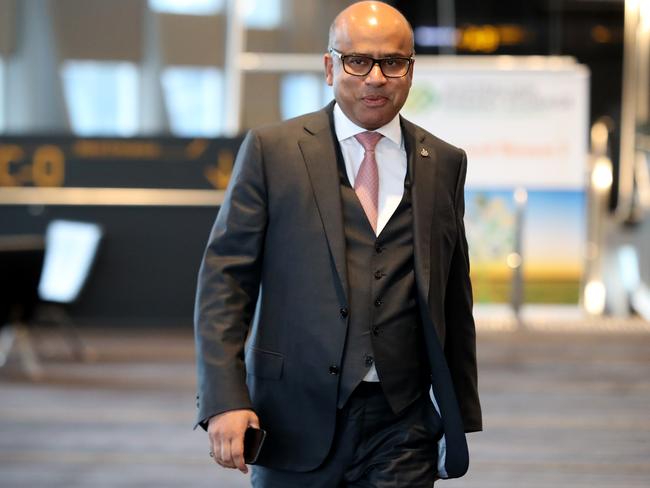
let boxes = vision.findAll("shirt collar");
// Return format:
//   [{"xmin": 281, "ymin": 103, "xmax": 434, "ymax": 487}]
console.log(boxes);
[{"xmin": 333, "ymin": 103, "xmax": 402, "ymax": 147}]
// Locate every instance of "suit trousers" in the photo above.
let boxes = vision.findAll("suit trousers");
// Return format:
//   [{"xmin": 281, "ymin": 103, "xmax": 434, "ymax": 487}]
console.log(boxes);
[{"xmin": 251, "ymin": 382, "xmax": 442, "ymax": 488}]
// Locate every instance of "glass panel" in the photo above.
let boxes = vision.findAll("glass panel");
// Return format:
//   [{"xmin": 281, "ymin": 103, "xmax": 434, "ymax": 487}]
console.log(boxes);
[
  {"xmin": 39, "ymin": 220, "xmax": 103, "ymax": 303},
  {"xmin": 244, "ymin": 0, "xmax": 282, "ymax": 29},
  {"xmin": 148, "ymin": 0, "xmax": 224, "ymax": 15},
  {"xmin": 281, "ymin": 74, "xmax": 332, "ymax": 120},
  {"xmin": 161, "ymin": 66, "xmax": 223, "ymax": 136},
  {"xmin": 149, "ymin": 0, "xmax": 280, "ymax": 28},
  {"xmin": 61, "ymin": 61, "xmax": 139, "ymax": 136}
]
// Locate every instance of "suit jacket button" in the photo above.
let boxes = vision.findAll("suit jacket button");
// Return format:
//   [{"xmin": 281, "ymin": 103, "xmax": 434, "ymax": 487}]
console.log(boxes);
[
  {"xmin": 329, "ymin": 365, "xmax": 340, "ymax": 375},
  {"xmin": 339, "ymin": 307, "xmax": 348, "ymax": 318},
  {"xmin": 374, "ymin": 298, "xmax": 382, "ymax": 307}
]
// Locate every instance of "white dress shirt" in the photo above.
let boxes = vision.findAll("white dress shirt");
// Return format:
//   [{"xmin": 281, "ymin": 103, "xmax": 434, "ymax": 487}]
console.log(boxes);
[{"xmin": 333, "ymin": 103, "xmax": 407, "ymax": 382}]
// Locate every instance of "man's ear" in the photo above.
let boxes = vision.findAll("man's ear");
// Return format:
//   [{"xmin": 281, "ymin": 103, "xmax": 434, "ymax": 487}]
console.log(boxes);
[{"xmin": 324, "ymin": 53, "xmax": 334, "ymax": 86}]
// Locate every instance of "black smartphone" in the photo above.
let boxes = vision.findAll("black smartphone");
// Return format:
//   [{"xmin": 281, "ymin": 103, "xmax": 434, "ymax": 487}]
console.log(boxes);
[{"xmin": 244, "ymin": 426, "xmax": 267, "ymax": 464}]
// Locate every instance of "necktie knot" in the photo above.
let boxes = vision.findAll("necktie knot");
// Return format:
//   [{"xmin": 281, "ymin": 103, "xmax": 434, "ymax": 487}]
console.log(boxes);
[{"xmin": 355, "ymin": 131, "xmax": 383, "ymax": 152}]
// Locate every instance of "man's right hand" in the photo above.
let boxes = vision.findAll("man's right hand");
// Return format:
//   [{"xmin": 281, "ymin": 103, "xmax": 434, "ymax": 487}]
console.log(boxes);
[{"xmin": 208, "ymin": 409, "xmax": 260, "ymax": 474}]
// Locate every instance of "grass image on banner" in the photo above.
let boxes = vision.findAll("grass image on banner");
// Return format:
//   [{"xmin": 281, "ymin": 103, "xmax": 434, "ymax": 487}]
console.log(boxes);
[{"xmin": 465, "ymin": 190, "xmax": 585, "ymax": 304}]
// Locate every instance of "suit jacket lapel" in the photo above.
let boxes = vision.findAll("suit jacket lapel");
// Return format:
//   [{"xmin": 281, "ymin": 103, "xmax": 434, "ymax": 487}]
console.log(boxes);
[
  {"xmin": 297, "ymin": 110, "xmax": 438, "ymax": 305},
  {"xmin": 403, "ymin": 118, "xmax": 436, "ymax": 304},
  {"xmin": 298, "ymin": 107, "xmax": 348, "ymax": 299}
]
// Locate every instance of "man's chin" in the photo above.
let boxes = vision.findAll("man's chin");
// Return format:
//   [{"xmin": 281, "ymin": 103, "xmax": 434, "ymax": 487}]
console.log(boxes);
[{"xmin": 354, "ymin": 110, "xmax": 396, "ymax": 130}]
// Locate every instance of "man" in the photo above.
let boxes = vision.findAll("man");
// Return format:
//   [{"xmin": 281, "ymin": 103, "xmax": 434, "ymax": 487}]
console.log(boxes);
[{"xmin": 194, "ymin": 2, "xmax": 481, "ymax": 486}]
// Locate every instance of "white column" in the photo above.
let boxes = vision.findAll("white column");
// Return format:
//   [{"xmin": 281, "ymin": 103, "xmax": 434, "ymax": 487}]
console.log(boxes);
[
  {"xmin": 617, "ymin": 0, "xmax": 642, "ymax": 222},
  {"xmin": 5, "ymin": 0, "xmax": 69, "ymax": 132},
  {"xmin": 223, "ymin": 0, "xmax": 246, "ymax": 136},
  {"xmin": 139, "ymin": 4, "xmax": 168, "ymax": 134}
]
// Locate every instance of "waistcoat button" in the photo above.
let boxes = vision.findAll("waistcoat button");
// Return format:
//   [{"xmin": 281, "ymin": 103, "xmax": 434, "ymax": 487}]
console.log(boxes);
[
  {"xmin": 329, "ymin": 365, "xmax": 340, "ymax": 375},
  {"xmin": 340, "ymin": 307, "xmax": 348, "ymax": 318}
]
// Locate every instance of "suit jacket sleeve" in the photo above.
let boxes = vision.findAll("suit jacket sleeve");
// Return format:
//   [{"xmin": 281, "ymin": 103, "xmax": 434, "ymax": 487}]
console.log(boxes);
[
  {"xmin": 194, "ymin": 130, "xmax": 267, "ymax": 429},
  {"xmin": 444, "ymin": 150, "xmax": 482, "ymax": 433}
]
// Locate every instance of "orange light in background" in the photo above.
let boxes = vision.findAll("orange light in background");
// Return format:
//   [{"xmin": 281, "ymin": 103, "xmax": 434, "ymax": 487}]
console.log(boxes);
[
  {"xmin": 498, "ymin": 24, "xmax": 526, "ymax": 45},
  {"xmin": 591, "ymin": 24, "xmax": 613, "ymax": 43},
  {"xmin": 458, "ymin": 25, "xmax": 500, "ymax": 52},
  {"xmin": 457, "ymin": 24, "xmax": 528, "ymax": 53}
]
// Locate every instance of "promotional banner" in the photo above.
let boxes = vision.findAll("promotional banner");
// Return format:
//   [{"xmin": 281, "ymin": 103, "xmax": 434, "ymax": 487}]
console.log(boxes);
[{"xmin": 403, "ymin": 57, "xmax": 589, "ymax": 304}]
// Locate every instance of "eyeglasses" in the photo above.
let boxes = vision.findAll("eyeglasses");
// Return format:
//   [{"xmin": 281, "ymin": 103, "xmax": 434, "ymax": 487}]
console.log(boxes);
[{"xmin": 329, "ymin": 48, "xmax": 414, "ymax": 78}]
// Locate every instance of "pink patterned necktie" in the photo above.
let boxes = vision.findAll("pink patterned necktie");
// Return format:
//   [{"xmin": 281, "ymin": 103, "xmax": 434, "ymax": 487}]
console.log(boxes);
[{"xmin": 354, "ymin": 131, "xmax": 383, "ymax": 233}]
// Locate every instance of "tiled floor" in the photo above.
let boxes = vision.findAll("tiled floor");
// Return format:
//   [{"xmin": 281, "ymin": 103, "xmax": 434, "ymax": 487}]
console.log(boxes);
[{"xmin": 0, "ymin": 325, "xmax": 649, "ymax": 487}]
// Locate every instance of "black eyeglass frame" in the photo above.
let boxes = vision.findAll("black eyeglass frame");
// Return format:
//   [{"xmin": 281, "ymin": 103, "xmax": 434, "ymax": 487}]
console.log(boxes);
[{"xmin": 328, "ymin": 48, "xmax": 414, "ymax": 78}]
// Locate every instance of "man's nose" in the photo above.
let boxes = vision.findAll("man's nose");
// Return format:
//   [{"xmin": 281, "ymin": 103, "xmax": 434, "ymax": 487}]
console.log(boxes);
[{"xmin": 365, "ymin": 63, "xmax": 387, "ymax": 84}]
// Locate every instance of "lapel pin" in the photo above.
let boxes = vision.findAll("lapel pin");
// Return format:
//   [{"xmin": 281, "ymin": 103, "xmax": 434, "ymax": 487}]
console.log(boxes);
[{"xmin": 420, "ymin": 148, "xmax": 429, "ymax": 157}]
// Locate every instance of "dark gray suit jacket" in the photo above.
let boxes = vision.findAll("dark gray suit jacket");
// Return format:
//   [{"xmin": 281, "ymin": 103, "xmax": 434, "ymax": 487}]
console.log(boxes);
[{"xmin": 194, "ymin": 103, "xmax": 481, "ymax": 477}]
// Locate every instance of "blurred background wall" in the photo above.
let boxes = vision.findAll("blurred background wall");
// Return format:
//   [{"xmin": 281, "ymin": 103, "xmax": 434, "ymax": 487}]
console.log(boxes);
[
  {"xmin": 1, "ymin": 2, "xmax": 649, "ymax": 487},
  {"xmin": 0, "ymin": 0, "xmax": 648, "ymax": 328},
  {"xmin": 0, "ymin": 0, "xmax": 626, "ymax": 135}
]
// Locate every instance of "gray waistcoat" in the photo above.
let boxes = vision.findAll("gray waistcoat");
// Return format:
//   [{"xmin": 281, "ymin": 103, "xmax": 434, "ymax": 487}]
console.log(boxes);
[{"xmin": 336, "ymin": 149, "xmax": 429, "ymax": 415}]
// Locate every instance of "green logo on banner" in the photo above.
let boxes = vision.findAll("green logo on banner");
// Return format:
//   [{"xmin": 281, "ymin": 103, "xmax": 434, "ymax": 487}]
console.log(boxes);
[{"xmin": 404, "ymin": 84, "xmax": 438, "ymax": 113}]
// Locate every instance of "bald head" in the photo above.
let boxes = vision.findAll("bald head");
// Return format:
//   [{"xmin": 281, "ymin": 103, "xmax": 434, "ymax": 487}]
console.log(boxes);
[
  {"xmin": 328, "ymin": 1, "xmax": 414, "ymax": 54},
  {"xmin": 324, "ymin": 1, "xmax": 415, "ymax": 130}
]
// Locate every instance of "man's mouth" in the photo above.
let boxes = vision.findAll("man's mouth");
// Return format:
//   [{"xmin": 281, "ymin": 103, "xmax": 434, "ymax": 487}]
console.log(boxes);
[{"xmin": 361, "ymin": 95, "xmax": 388, "ymax": 107}]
